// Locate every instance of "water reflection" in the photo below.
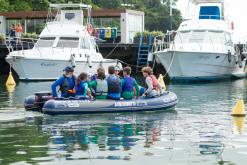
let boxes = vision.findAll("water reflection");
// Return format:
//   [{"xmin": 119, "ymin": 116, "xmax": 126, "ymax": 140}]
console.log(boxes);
[
  {"xmin": 0, "ymin": 76, "xmax": 247, "ymax": 164},
  {"xmin": 41, "ymin": 112, "xmax": 173, "ymax": 158},
  {"xmin": 232, "ymin": 116, "xmax": 245, "ymax": 134}
]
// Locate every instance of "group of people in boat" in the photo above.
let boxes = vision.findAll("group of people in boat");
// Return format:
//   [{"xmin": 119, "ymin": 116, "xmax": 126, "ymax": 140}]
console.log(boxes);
[{"xmin": 51, "ymin": 65, "xmax": 163, "ymax": 100}]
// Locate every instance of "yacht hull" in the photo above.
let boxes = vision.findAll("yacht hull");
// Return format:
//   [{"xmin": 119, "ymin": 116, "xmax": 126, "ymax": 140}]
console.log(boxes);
[
  {"xmin": 6, "ymin": 57, "xmax": 119, "ymax": 80},
  {"xmin": 155, "ymin": 51, "xmax": 246, "ymax": 81}
]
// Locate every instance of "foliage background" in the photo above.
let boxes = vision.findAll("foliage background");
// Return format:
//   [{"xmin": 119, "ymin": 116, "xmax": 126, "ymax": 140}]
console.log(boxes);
[{"xmin": 0, "ymin": 0, "xmax": 182, "ymax": 32}]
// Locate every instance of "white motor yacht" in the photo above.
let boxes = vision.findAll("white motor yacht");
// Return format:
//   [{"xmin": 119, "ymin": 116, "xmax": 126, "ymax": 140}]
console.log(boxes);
[
  {"xmin": 6, "ymin": 4, "xmax": 121, "ymax": 80},
  {"xmin": 153, "ymin": 0, "xmax": 246, "ymax": 81}
]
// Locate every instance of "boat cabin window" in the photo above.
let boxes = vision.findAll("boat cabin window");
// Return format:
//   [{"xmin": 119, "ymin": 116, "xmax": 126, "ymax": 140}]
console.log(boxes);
[
  {"xmin": 80, "ymin": 37, "xmax": 91, "ymax": 50},
  {"xmin": 57, "ymin": 37, "xmax": 79, "ymax": 48},
  {"xmin": 65, "ymin": 13, "xmax": 75, "ymax": 20},
  {"xmin": 199, "ymin": 6, "xmax": 221, "ymax": 20},
  {"xmin": 35, "ymin": 37, "xmax": 56, "ymax": 48},
  {"xmin": 175, "ymin": 30, "xmax": 225, "ymax": 45}
]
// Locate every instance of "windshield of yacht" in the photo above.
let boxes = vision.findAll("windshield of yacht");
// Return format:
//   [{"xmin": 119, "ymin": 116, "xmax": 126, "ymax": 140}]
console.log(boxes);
[
  {"xmin": 35, "ymin": 37, "xmax": 56, "ymax": 48},
  {"xmin": 57, "ymin": 37, "xmax": 79, "ymax": 48},
  {"xmin": 175, "ymin": 30, "xmax": 225, "ymax": 44}
]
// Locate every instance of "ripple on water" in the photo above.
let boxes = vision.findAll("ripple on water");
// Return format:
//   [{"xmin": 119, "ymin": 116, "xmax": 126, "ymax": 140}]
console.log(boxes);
[{"xmin": 1, "ymin": 79, "xmax": 247, "ymax": 164}]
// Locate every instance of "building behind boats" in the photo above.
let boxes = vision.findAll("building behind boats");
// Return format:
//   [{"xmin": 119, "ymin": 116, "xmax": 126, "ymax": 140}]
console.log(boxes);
[{"xmin": 0, "ymin": 8, "xmax": 144, "ymax": 44}]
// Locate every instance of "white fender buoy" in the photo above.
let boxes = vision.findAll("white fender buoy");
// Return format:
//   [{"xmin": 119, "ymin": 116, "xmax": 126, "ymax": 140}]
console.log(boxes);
[{"xmin": 158, "ymin": 74, "xmax": 166, "ymax": 90}]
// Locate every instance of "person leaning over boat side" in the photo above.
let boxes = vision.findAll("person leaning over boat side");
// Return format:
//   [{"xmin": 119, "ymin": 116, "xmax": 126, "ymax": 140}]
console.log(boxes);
[
  {"xmin": 142, "ymin": 66, "xmax": 162, "ymax": 98},
  {"xmin": 106, "ymin": 66, "xmax": 122, "ymax": 100},
  {"xmin": 89, "ymin": 69, "xmax": 108, "ymax": 99},
  {"xmin": 75, "ymin": 72, "xmax": 92, "ymax": 98},
  {"xmin": 121, "ymin": 66, "xmax": 140, "ymax": 100},
  {"xmin": 51, "ymin": 66, "xmax": 76, "ymax": 98}
]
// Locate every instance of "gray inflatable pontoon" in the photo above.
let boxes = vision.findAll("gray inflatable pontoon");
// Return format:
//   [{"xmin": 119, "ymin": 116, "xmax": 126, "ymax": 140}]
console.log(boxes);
[{"xmin": 24, "ymin": 91, "xmax": 178, "ymax": 115}]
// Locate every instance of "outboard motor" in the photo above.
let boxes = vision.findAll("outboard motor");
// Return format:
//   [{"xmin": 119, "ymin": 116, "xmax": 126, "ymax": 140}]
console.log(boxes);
[{"xmin": 24, "ymin": 91, "xmax": 53, "ymax": 111}]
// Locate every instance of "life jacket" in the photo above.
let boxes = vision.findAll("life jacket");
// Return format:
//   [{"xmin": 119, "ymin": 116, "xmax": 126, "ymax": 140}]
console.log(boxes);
[
  {"xmin": 75, "ymin": 81, "xmax": 87, "ymax": 95},
  {"xmin": 107, "ymin": 75, "xmax": 121, "ymax": 94},
  {"xmin": 59, "ymin": 75, "xmax": 76, "ymax": 94},
  {"xmin": 123, "ymin": 76, "xmax": 134, "ymax": 92},
  {"xmin": 96, "ymin": 79, "xmax": 108, "ymax": 96},
  {"xmin": 149, "ymin": 75, "xmax": 159, "ymax": 89}
]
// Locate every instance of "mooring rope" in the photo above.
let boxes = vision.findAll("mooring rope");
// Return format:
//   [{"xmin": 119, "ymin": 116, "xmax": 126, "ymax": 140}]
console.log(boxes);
[{"xmin": 104, "ymin": 42, "xmax": 122, "ymax": 59}]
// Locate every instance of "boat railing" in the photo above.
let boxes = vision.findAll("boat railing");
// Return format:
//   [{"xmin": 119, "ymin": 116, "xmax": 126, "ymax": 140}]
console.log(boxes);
[
  {"xmin": 46, "ymin": 3, "xmax": 93, "ymax": 25},
  {"xmin": 4, "ymin": 37, "xmax": 37, "ymax": 56},
  {"xmin": 152, "ymin": 31, "xmax": 176, "ymax": 53},
  {"xmin": 242, "ymin": 42, "xmax": 247, "ymax": 55},
  {"xmin": 199, "ymin": 15, "xmax": 224, "ymax": 20}
]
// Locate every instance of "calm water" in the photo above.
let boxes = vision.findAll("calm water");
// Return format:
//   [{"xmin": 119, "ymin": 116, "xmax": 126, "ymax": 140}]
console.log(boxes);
[{"xmin": 0, "ymin": 75, "xmax": 247, "ymax": 165}]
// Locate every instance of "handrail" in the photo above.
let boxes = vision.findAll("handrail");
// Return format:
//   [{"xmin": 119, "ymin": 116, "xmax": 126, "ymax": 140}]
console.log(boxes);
[
  {"xmin": 243, "ymin": 43, "xmax": 247, "ymax": 54},
  {"xmin": 199, "ymin": 14, "xmax": 224, "ymax": 20},
  {"xmin": 152, "ymin": 31, "xmax": 176, "ymax": 53},
  {"xmin": 4, "ymin": 37, "xmax": 37, "ymax": 56}
]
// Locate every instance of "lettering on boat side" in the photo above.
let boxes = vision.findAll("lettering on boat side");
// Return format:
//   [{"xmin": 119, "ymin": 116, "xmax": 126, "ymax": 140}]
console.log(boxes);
[
  {"xmin": 41, "ymin": 62, "xmax": 57, "ymax": 67},
  {"xmin": 137, "ymin": 102, "xmax": 147, "ymax": 106},
  {"xmin": 57, "ymin": 100, "xmax": 91, "ymax": 108},
  {"xmin": 115, "ymin": 102, "xmax": 137, "ymax": 107},
  {"xmin": 67, "ymin": 101, "xmax": 80, "ymax": 107}
]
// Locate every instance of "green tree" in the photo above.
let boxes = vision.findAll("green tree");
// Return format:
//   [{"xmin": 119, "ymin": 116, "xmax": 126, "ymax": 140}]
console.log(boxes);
[
  {"xmin": 9, "ymin": 0, "xmax": 32, "ymax": 11},
  {"xmin": 0, "ymin": 0, "xmax": 9, "ymax": 12}
]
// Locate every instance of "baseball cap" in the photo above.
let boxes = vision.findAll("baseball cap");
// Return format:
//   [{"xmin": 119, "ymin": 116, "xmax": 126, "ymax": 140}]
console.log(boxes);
[
  {"xmin": 114, "ymin": 66, "xmax": 121, "ymax": 71},
  {"xmin": 63, "ymin": 66, "xmax": 74, "ymax": 73}
]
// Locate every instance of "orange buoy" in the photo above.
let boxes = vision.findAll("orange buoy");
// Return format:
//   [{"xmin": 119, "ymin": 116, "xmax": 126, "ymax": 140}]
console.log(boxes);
[{"xmin": 86, "ymin": 24, "xmax": 94, "ymax": 34}]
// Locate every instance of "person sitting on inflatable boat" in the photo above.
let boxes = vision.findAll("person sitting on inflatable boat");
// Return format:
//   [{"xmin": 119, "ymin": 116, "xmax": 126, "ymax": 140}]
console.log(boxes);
[
  {"xmin": 90, "ymin": 67, "xmax": 105, "ymax": 81},
  {"xmin": 121, "ymin": 66, "xmax": 140, "ymax": 99},
  {"xmin": 142, "ymin": 66, "xmax": 162, "ymax": 98},
  {"xmin": 114, "ymin": 66, "xmax": 121, "ymax": 78},
  {"xmin": 107, "ymin": 66, "xmax": 122, "ymax": 100},
  {"xmin": 75, "ymin": 72, "xmax": 92, "ymax": 98},
  {"xmin": 89, "ymin": 69, "xmax": 108, "ymax": 99},
  {"xmin": 51, "ymin": 66, "xmax": 76, "ymax": 98},
  {"xmin": 90, "ymin": 67, "xmax": 105, "ymax": 97}
]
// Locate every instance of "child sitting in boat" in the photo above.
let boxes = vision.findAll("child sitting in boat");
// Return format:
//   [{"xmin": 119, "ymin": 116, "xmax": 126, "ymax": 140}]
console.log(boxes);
[
  {"xmin": 141, "ymin": 66, "xmax": 162, "ymax": 98},
  {"xmin": 106, "ymin": 66, "xmax": 122, "ymax": 100},
  {"xmin": 89, "ymin": 69, "xmax": 108, "ymax": 99},
  {"xmin": 75, "ymin": 72, "xmax": 92, "ymax": 98},
  {"xmin": 121, "ymin": 66, "xmax": 140, "ymax": 99}
]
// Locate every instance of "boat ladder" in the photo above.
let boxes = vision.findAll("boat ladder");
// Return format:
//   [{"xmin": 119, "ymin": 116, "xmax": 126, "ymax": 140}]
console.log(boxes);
[{"xmin": 136, "ymin": 33, "xmax": 153, "ymax": 72}]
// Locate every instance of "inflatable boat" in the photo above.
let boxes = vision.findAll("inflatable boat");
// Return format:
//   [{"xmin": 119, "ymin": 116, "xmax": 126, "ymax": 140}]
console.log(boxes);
[{"xmin": 24, "ymin": 91, "xmax": 178, "ymax": 115}]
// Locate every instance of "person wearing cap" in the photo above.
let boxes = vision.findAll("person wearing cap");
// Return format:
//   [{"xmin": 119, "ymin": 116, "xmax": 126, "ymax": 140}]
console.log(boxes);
[
  {"xmin": 106, "ymin": 65, "xmax": 122, "ymax": 100},
  {"xmin": 121, "ymin": 66, "xmax": 140, "ymax": 99},
  {"xmin": 114, "ymin": 66, "xmax": 121, "ymax": 78},
  {"xmin": 51, "ymin": 66, "xmax": 76, "ymax": 98}
]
